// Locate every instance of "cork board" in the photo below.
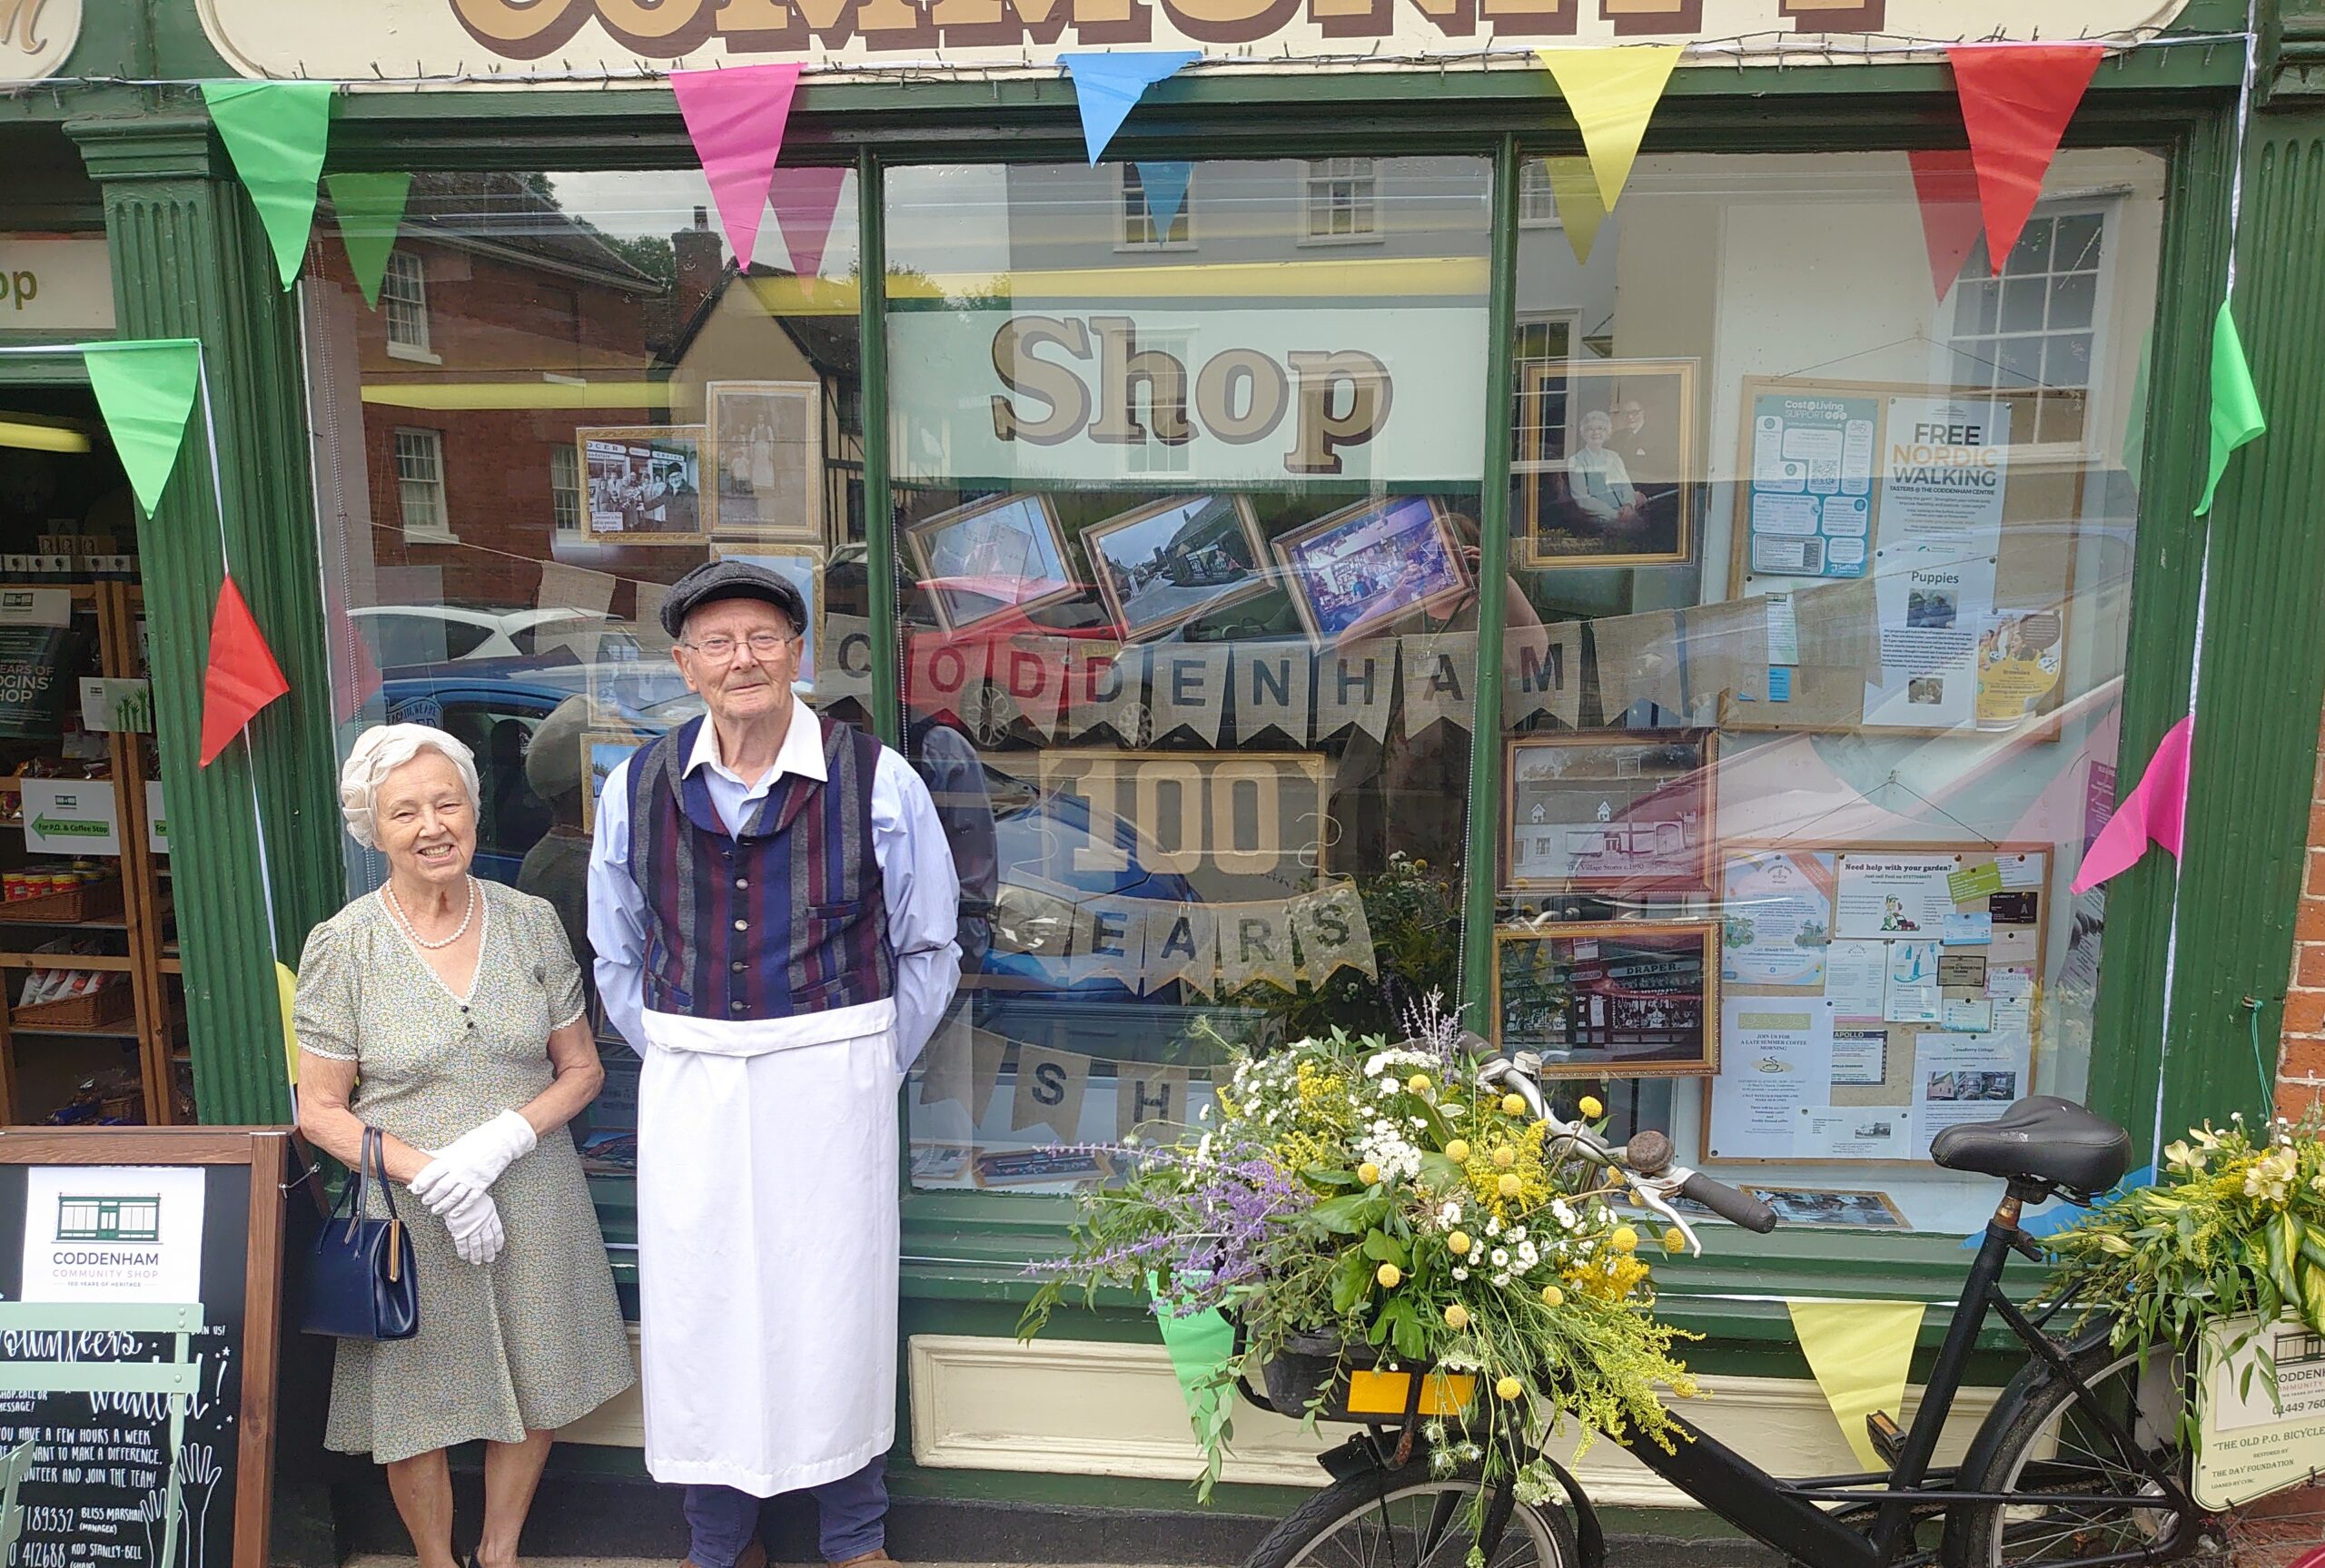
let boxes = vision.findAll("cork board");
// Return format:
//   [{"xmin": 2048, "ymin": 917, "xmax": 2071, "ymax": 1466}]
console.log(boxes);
[{"xmin": 1700, "ymin": 842, "xmax": 2051, "ymax": 1167}]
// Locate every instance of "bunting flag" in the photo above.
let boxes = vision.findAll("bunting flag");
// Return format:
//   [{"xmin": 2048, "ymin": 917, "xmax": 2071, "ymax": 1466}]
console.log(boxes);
[
  {"xmin": 1905, "ymin": 149, "xmax": 1984, "ymax": 301},
  {"xmin": 324, "ymin": 173, "xmax": 414, "ymax": 310},
  {"xmin": 200, "ymin": 81, "xmax": 338, "ymax": 290},
  {"xmin": 2070, "ymin": 715, "xmax": 2192, "ymax": 894},
  {"xmin": 1788, "ymin": 1300, "xmax": 1927, "ymax": 1471},
  {"xmin": 1117, "ymin": 1065, "xmax": 1189, "ymax": 1140},
  {"xmin": 1540, "ymin": 156, "xmax": 1608, "ymax": 265},
  {"xmin": 768, "ymin": 166, "xmax": 851, "ymax": 280},
  {"xmin": 1057, "ymin": 51, "xmax": 1201, "ymax": 165},
  {"xmin": 1134, "ymin": 161, "xmax": 1193, "ymax": 237},
  {"xmin": 1534, "ymin": 46, "xmax": 1684, "ymax": 210},
  {"xmin": 2198, "ymin": 301, "xmax": 2265, "ymax": 517},
  {"xmin": 1944, "ymin": 44, "xmax": 2105, "ymax": 272},
  {"xmin": 1010, "ymin": 1040, "xmax": 1092, "ymax": 1137},
  {"xmin": 199, "ymin": 575, "xmax": 292, "ymax": 766},
  {"xmin": 670, "ymin": 63, "xmax": 806, "ymax": 269},
  {"xmin": 81, "ymin": 340, "xmax": 203, "ymax": 517}
]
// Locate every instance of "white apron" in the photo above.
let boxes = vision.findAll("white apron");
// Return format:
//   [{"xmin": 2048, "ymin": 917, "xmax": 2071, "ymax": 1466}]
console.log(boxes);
[{"xmin": 636, "ymin": 997, "xmax": 903, "ymax": 1495}]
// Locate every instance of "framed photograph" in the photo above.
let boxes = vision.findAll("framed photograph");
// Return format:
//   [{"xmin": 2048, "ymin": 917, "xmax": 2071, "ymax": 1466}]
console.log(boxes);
[
  {"xmin": 903, "ymin": 493, "xmax": 1081, "ymax": 634},
  {"xmin": 1743, "ymin": 1187, "xmax": 1909, "ymax": 1229},
  {"xmin": 579, "ymin": 725, "xmax": 647, "ymax": 833},
  {"xmin": 579, "ymin": 425, "xmax": 707, "ymax": 544},
  {"xmin": 1492, "ymin": 921, "xmax": 1719, "ymax": 1078},
  {"xmin": 1518, "ymin": 359, "xmax": 1696, "ymax": 568},
  {"xmin": 710, "ymin": 544, "xmax": 825, "ymax": 685},
  {"xmin": 1082, "ymin": 494, "xmax": 1271, "ymax": 643},
  {"xmin": 1271, "ymin": 494, "xmax": 1473, "ymax": 645},
  {"xmin": 707, "ymin": 380, "xmax": 825, "ymax": 544},
  {"xmin": 1503, "ymin": 730, "xmax": 1716, "ymax": 893}
]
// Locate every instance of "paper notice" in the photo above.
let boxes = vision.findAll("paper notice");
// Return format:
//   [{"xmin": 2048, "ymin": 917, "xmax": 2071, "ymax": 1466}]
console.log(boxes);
[
  {"xmin": 1942, "ymin": 912, "xmax": 1994, "ymax": 946},
  {"xmin": 1707, "ymin": 999, "xmax": 1835, "ymax": 1161},
  {"xmin": 1885, "ymin": 941, "xmax": 1944, "ymax": 1024},
  {"xmin": 1911, "ymin": 1032, "xmax": 2031, "ymax": 1155},
  {"xmin": 1803, "ymin": 1105, "xmax": 1910, "ymax": 1159},
  {"xmin": 1832, "ymin": 1027, "xmax": 1887, "ymax": 1086},
  {"xmin": 1825, "ymin": 939, "xmax": 1888, "ymax": 1021},
  {"xmin": 1766, "ymin": 594, "xmax": 1800, "ymax": 666},
  {"xmin": 1837, "ymin": 853, "xmax": 1958, "ymax": 938},
  {"xmin": 1995, "ymin": 853, "xmax": 2045, "ymax": 891},
  {"xmin": 1721, "ymin": 851, "xmax": 1835, "ymax": 987},
  {"xmin": 1879, "ymin": 394, "xmax": 2010, "ymax": 556},
  {"xmin": 1947, "ymin": 861, "xmax": 2004, "ymax": 902},
  {"xmin": 1864, "ymin": 547, "xmax": 1996, "ymax": 729},
  {"xmin": 1944, "ymin": 997, "xmax": 1994, "ymax": 1031}
]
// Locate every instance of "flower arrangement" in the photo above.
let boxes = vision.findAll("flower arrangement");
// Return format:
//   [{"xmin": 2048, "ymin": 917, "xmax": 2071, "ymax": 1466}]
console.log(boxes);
[
  {"xmin": 1020, "ymin": 998, "xmax": 1697, "ymax": 1516},
  {"xmin": 2048, "ymin": 1107, "xmax": 2325, "ymax": 1395}
]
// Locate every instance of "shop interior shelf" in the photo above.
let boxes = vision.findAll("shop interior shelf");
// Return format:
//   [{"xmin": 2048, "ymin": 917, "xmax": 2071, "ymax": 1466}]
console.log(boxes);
[
  {"xmin": 10, "ymin": 1021, "xmax": 143, "ymax": 1040},
  {"xmin": 0, "ymin": 952, "xmax": 134, "ymax": 971},
  {"xmin": 0, "ymin": 913, "xmax": 127, "ymax": 929}
]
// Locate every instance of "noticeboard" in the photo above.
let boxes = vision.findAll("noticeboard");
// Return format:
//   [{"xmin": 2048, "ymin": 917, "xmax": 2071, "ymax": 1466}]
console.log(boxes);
[{"xmin": 0, "ymin": 1129, "xmax": 303, "ymax": 1568}]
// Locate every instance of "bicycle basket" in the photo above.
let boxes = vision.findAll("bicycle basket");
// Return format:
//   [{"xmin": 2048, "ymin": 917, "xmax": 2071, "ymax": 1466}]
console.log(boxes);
[{"xmin": 1248, "ymin": 1327, "xmax": 1479, "ymax": 1424}]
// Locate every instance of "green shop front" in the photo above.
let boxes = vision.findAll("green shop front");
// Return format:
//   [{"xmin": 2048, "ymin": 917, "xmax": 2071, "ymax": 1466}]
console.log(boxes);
[{"xmin": 7, "ymin": 0, "xmax": 2325, "ymax": 1550}]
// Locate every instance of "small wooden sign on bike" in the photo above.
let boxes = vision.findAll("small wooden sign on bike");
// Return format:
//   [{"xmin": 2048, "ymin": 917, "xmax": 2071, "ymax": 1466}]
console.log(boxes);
[{"xmin": 2194, "ymin": 1314, "xmax": 2325, "ymax": 1510}]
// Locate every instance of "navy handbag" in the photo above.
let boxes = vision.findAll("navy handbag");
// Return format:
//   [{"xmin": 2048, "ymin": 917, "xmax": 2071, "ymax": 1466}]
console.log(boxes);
[{"xmin": 299, "ymin": 1126, "xmax": 420, "ymax": 1340}]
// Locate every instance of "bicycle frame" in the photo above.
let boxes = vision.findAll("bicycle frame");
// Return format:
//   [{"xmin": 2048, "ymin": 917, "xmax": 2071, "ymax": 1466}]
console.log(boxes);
[{"xmin": 1603, "ymin": 1193, "xmax": 2202, "ymax": 1568}]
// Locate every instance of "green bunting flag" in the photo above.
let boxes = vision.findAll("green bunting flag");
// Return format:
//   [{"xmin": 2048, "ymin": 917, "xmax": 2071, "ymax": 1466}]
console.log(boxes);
[
  {"xmin": 323, "ymin": 172, "xmax": 413, "ymax": 310},
  {"xmin": 81, "ymin": 340, "xmax": 203, "ymax": 517},
  {"xmin": 200, "ymin": 81, "xmax": 338, "ymax": 290},
  {"xmin": 1147, "ymin": 1275, "xmax": 1235, "ymax": 1437},
  {"xmin": 2197, "ymin": 300, "xmax": 2265, "ymax": 518}
]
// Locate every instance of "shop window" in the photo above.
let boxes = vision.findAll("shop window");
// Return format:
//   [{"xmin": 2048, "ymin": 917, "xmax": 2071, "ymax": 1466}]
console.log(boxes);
[
  {"xmin": 392, "ymin": 428, "xmax": 450, "ymax": 539},
  {"xmin": 1117, "ymin": 165, "xmax": 1193, "ymax": 250},
  {"xmin": 887, "ymin": 155, "xmax": 1489, "ymax": 1193},
  {"xmin": 306, "ymin": 168, "xmax": 872, "ymax": 1235},
  {"xmin": 1494, "ymin": 147, "xmax": 2163, "ymax": 1235},
  {"xmin": 382, "ymin": 251, "xmax": 432, "ymax": 359},
  {"xmin": 1518, "ymin": 161, "xmax": 1560, "ymax": 229},
  {"xmin": 1948, "ymin": 204, "xmax": 2111, "ymax": 449},
  {"xmin": 550, "ymin": 443, "xmax": 583, "ymax": 533},
  {"xmin": 1302, "ymin": 157, "xmax": 1380, "ymax": 242}
]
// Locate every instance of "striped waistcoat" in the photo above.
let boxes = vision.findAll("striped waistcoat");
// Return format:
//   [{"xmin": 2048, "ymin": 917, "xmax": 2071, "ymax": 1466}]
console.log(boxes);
[{"xmin": 623, "ymin": 714, "xmax": 894, "ymax": 1022}]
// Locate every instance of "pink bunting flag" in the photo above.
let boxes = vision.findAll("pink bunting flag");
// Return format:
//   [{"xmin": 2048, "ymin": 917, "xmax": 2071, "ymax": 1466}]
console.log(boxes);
[
  {"xmin": 670, "ymin": 64, "xmax": 804, "ymax": 270},
  {"xmin": 2070, "ymin": 715, "xmax": 2192, "ymax": 894},
  {"xmin": 769, "ymin": 166, "xmax": 850, "ymax": 280}
]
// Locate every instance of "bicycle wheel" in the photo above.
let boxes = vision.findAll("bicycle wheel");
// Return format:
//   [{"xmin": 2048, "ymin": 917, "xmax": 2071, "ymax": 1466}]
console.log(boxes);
[
  {"xmin": 1942, "ymin": 1341, "xmax": 2220, "ymax": 1568},
  {"xmin": 1244, "ymin": 1467, "xmax": 1578, "ymax": 1568}
]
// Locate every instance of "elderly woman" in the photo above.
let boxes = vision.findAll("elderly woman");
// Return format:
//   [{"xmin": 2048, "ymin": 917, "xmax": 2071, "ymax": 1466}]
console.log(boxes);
[{"xmin": 294, "ymin": 724, "xmax": 633, "ymax": 1568}]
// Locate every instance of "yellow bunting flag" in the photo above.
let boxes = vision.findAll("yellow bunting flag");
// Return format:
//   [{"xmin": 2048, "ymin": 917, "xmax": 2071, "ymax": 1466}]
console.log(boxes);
[
  {"xmin": 1535, "ymin": 46, "xmax": 1684, "ymax": 211},
  {"xmin": 1786, "ymin": 1299, "xmax": 1927, "ymax": 1471},
  {"xmin": 1540, "ymin": 158, "xmax": 1608, "ymax": 265}
]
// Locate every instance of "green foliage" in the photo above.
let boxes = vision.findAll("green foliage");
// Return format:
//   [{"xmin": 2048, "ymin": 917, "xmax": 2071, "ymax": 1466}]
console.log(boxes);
[{"xmin": 1225, "ymin": 854, "xmax": 1462, "ymax": 1038}]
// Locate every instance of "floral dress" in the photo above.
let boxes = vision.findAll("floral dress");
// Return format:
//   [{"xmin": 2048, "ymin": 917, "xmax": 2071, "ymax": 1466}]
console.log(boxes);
[{"xmin": 293, "ymin": 880, "xmax": 635, "ymax": 1462}]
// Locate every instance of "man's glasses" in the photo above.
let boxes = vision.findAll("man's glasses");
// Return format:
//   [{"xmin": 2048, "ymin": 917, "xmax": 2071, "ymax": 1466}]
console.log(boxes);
[{"xmin": 681, "ymin": 631, "xmax": 797, "ymax": 662}]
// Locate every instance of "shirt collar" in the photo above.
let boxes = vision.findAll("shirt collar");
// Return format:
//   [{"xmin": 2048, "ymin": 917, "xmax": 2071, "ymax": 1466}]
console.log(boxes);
[{"xmin": 681, "ymin": 695, "xmax": 826, "ymax": 789}]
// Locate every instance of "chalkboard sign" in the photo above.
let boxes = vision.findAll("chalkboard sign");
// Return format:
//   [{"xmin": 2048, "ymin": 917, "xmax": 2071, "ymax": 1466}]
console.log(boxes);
[{"xmin": 0, "ymin": 1129, "xmax": 298, "ymax": 1568}]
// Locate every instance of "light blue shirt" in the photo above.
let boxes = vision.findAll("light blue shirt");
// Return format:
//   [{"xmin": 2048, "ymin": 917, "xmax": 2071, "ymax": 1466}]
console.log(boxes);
[{"xmin": 588, "ymin": 698, "xmax": 963, "ymax": 1071}]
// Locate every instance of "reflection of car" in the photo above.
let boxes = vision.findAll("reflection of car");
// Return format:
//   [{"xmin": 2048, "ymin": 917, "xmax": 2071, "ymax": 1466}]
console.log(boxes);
[
  {"xmin": 378, "ymin": 669, "xmax": 600, "ymax": 884},
  {"xmin": 352, "ymin": 603, "xmax": 642, "ymax": 667}
]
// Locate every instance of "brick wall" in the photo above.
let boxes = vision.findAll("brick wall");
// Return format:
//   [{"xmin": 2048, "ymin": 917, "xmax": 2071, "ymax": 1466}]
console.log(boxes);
[{"xmin": 2280, "ymin": 705, "xmax": 2325, "ymax": 1119}]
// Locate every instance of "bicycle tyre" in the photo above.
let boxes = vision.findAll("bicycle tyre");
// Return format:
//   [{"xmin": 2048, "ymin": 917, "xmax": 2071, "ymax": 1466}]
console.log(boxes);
[
  {"xmin": 1941, "ymin": 1339, "xmax": 2220, "ymax": 1568},
  {"xmin": 1243, "ymin": 1466, "xmax": 1579, "ymax": 1568}
]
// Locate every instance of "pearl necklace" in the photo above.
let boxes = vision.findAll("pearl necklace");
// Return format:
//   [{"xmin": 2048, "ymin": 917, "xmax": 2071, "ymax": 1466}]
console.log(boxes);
[{"xmin": 385, "ymin": 875, "xmax": 477, "ymax": 951}]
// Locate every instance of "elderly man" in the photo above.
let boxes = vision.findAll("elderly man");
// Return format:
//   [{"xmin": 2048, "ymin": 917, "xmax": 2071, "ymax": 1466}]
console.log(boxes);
[{"xmin": 589, "ymin": 559, "xmax": 961, "ymax": 1568}]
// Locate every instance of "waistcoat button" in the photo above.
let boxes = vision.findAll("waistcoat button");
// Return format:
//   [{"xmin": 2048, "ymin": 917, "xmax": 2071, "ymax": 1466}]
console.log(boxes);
[
  {"xmin": 735, "ymin": 876, "xmax": 748, "ymax": 889},
  {"xmin": 734, "ymin": 919, "xmax": 748, "ymax": 932},
  {"xmin": 730, "ymin": 1001, "xmax": 747, "ymax": 1014},
  {"xmin": 731, "ymin": 960, "xmax": 747, "ymax": 973}
]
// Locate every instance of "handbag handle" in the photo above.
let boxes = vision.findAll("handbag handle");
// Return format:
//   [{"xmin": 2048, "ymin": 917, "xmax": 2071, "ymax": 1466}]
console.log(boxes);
[{"xmin": 338, "ymin": 1127, "xmax": 403, "ymax": 1240}]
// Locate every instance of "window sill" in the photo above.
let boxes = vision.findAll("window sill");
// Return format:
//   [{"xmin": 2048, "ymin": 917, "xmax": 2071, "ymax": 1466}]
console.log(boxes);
[
  {"xmin": 1295, "ymin": 232, "xmax": 1388, "ymax": 248},
  {"xmin": 401, "ymin": 528, "xmax": 461, "ymax": 545},
  {"xmin": 386, "ymin": 341, "xmax": 441, "ymax": 365}
]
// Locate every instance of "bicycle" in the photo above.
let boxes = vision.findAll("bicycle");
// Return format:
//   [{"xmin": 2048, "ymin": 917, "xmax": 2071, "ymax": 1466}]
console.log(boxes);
[{"xmin": 1238, "ymin": 1046, "xmax": 2222, "ymax": 1568}]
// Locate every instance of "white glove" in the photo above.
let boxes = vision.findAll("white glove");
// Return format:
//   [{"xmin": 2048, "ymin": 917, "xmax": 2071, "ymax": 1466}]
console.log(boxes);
[
  {"xmin": 437, "ymin": 1185, "xmax": 505, "ymax": 1266},
  {"xmin": 411, "ymin": 1110, "xmax": 537, "ymax": 1218}
]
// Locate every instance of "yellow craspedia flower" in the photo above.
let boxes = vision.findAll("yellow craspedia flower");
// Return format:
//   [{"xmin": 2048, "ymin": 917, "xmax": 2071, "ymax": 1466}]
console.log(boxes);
[
  {"xmin": 1610, "ymin": 1226, "xmax": 1639, "ymax": 1252},
  {"xmin": 1448, "ymin": 1230, "xmax": 1472, "ymax": 1256},
  {"xmin": 1358, "ymin": 1161, "xmax": 1381, "ymax": 1185},
  {"xmin": 1578, "ymin": 1095, "xmax": 1604, "ymax": 1119},
  {"xmin": 1540, "ymin": 1284, "xmax": 1564, "ymax": 1307},
  {"xmin": 1498, "ymin": 1173, "xmax": 1522, "ymax": 1198},
  {"xmin": 1501, "ymin": 1093, "xmax": 1528, "ymax": 1117},
  {"xmin": 1443, "ymin": 1304, "xmax": 1469, "ymax": 1330},
  {"xmin": 1407, "ymin": 1073, "xmax": 1431, "ymax": 1094},
  {"xmin": 1493, "ymin": 1146, "xmax": 1517, "ymax": 1169},
  {"xmin": 1663, "ymin": 1228, "xmax": 1688, "ymax": 1255},
  {"xmin": 1376, "ymin": 1262, "xmax": 1402, "ymax": 1287},
  {"xmin": 1496, "ymin": 1376, "xmax": 1525, "ymax": 1401},
  {"xmin": 1444, "ymin": 1139, "xmax": 1470, "ymax": 1163}
]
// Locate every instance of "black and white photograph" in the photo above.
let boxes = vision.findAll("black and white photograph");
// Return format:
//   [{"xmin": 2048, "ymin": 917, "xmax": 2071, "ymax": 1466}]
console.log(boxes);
[
  {"xmin": 1743, "ymin": 1187, "xmax": 1910, "ymax": 1228},
  {"xmin": 1504, "ymin": 731, "xmax": 1716, "ymax": 893},
  {"xmin": 707, "ymin": 380, "xmax": 825, "ymax": 544},
  {"xmin": 579, "ymin": 425, "xmax": 707, "ymax": 543},
  {"xmin": 1519, "ymin": 360, "xmax": 1696, "ymax": 567},
  {"xmin": 1082, "ymin": 494, "xmax": 1270, "ymax": 643}
]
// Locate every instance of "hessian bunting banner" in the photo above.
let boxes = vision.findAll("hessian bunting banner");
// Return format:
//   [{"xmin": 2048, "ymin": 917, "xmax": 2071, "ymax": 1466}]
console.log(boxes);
[
  {"xmin": 200, "ymin": 81, "xmax": 338, "ymax": 290},
  {"xmin": 1534, "ymin": 46, "xmax": 1684, "ymax": 211},
  {"xmin": 1058, "ymin": 51, "xmax": 1201, "ymax": 164},
  {"xmin": 1944, "ymin": 44, "xmax": 2105, "ymax": 272},
  {"xmin": 670, "ymin": 63, "xmax": 806, "ymax": 269},
  {"xmin": 1905, "ymin": 149, "xmax": 1984, "ymax": 301}
]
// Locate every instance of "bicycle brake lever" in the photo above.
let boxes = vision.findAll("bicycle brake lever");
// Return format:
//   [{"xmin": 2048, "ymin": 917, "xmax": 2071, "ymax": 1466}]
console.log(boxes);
[{"xmin": 1628, "ymin": 1174, "xmax": 1701, "ymax": 1258}]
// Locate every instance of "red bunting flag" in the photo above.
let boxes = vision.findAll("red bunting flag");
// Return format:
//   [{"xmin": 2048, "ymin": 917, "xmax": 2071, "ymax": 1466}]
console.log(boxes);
[
  {"xmin": 1946, "ymin": 44, "xmax": 2105, "ymax": 274},
  {"xmin": 1905, "ymin": 149, "xmax": 1984, "ymax": 301},
  {"xmin": 200, "ymin": 575, "xmax": 291, "ymax": 766}
]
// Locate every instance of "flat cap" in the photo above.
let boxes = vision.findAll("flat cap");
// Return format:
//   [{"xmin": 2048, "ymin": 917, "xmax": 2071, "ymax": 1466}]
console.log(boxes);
[{"xmin": 660, "ymin": 558, "xmax": 806, "ymax": 640}]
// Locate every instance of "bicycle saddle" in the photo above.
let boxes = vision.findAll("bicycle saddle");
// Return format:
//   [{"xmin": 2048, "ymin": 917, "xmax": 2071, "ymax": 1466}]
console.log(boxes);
[{"xmin": 1929, "ymin": 1095, "xmax": 2132, "ymax": 1196}]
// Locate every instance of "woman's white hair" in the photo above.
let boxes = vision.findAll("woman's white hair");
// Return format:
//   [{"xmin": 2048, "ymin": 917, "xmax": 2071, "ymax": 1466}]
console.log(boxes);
[{"xmin": 339, "ymin": 724, "xmax": 480, "ymax": 850}]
